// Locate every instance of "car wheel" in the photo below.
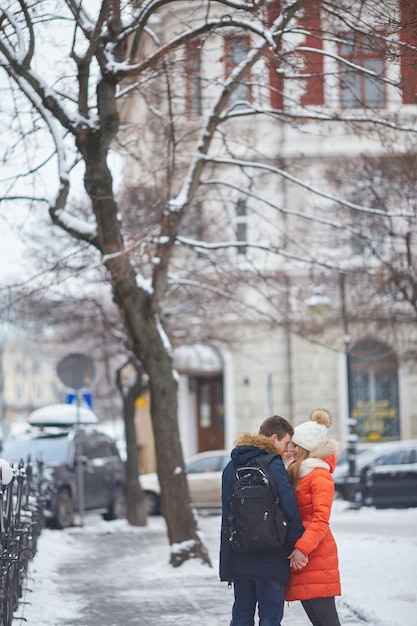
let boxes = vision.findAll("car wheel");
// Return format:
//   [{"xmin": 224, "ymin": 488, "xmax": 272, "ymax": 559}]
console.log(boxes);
[
  {"xmin": 51, "ymin": 488, "xmax": 74, "ymax": 529},
  {"xmin": 103, "ymin": 486, "xmax": 126, "ymax": 521},
  {"xmin": 144, "ymin": 491, "xmax": 160, "ymax": 515}
]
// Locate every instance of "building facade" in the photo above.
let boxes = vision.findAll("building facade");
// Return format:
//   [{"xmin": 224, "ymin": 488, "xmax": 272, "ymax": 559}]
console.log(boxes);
[
  {"xmin": 121, "ymin": 0, "xmax": 417, "ymax": 463},
  {"xmin": 0, "ymin": 330, "xmax": 62, "ymax": 436}
]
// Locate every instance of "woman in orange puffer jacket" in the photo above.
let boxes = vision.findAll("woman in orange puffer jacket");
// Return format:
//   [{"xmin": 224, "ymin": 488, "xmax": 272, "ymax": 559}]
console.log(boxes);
[{"xmin": 285, "ymin": 409, "xmax": 342, "ymax": 626}]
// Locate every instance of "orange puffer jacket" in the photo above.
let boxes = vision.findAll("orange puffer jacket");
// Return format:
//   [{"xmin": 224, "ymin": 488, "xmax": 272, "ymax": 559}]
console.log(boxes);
[{"xmin": 285, "ymin": 452, "xmax": 341, "ymax": 602}]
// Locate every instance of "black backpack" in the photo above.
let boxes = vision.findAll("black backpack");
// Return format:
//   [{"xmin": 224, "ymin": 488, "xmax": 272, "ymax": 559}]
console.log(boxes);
[{"xmin": 227, "ymin": 453, "xmax": 288, "ymax": 553}]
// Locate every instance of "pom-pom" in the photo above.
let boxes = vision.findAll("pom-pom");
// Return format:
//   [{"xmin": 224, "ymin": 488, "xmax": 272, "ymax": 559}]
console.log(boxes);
[{"xmin": 310, "ymin": 408, "xmax": 331, "ymax": 427}]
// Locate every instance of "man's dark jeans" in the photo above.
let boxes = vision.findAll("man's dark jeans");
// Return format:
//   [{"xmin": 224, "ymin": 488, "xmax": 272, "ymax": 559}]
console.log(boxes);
[{"xmin": 231, "ymin": 579, "xmax": 286, "ymax": 626}]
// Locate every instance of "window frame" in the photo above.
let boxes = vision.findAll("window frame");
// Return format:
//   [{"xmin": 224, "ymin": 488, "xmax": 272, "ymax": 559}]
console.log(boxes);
[
  {"xmin": 185, "ymin": 40, "xmax": 203, "ymax": 118},
  {"xmin": 235, "ymin": 198, "xmax": 248, "ymax": 255},
  {"xmin": 338, "ymin": 32, "xmax": 386, "ymax": 109},
  {"xmin": 224, "ymin": 34, "xmax": 252, "ymax": 110},
  {"xmin": 348, "ymin": 339, "xmax": 399, "ymax": 441}
]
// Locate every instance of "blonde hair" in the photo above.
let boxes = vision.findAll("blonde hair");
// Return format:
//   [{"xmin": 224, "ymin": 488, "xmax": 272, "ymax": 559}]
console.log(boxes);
[{"xmin": 287, "ymin": 446, "xmax": 309, "ymax": 490}]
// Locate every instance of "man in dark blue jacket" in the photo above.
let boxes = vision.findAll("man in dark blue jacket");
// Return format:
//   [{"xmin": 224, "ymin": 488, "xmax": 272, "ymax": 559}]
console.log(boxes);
[{"xmin": 220, "ymin": 415, "xmax": 305, "ymax": 626}]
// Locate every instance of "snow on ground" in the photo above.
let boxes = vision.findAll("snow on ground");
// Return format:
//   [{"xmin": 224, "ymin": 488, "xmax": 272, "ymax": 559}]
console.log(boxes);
[
  {"xmin": 17, "ymin": 528, "xmax": 87, "ymax": 624},
  {"xmin": 330, "ymin": 501, "xmax": 417, "ymax": 626},
  {"xmin": 16, "ymin": 501, "xmax": 417, "ymax": 626}
]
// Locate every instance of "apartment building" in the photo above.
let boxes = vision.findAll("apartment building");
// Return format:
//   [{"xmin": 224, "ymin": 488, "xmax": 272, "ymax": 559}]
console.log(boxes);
[
  {"xmin": 121, "ymin": 0, "xmax": 417, "ymax": 460},
  {"xmin": 0, "ymin": 331, "xmax": 62, "ymax": 436}
]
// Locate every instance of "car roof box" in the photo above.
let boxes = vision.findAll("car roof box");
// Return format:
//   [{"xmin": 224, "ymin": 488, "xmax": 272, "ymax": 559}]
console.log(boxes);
[{"xmin": 28, "ymin": 403, "xmax": 99, "ymax": 427}]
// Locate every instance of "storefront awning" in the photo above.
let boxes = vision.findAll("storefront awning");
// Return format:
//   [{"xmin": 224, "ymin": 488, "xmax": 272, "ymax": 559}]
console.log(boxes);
[{"xmin": 173, "ymin": 343, "xmax": 222, "ymax": 375}]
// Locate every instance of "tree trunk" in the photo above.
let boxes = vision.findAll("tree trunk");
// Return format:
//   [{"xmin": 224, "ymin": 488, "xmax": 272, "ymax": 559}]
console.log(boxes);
[
  {"xmin": 116, "ymin": 360, "xmax": 147, "ymax": 527},
  {"xmin": 147, "ymin": 338, "xmax": 211, "ymax": 566},
  {"xmin": 83, "ymin": 154, "xmax": 211, "ymax": 565}
]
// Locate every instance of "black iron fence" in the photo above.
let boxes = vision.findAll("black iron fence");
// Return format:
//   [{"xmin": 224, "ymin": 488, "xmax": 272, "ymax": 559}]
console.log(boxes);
[{"xmin": 0, "ymin": 458, "xmax": 44, "ymax": 626}]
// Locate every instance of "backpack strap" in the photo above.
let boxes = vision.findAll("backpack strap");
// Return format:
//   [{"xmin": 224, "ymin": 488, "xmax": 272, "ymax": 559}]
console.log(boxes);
[{"xmin": 253, "ymin": 453, "xmax": 279, "ymax": 497}]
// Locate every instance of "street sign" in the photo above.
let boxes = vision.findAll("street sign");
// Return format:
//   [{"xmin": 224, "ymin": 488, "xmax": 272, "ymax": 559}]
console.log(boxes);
[
  {"xmin": 56, "ymin": 353, "xmax": 96, "ymax": 529},
  {"xmin": 66, "ymin": 391, "xmax": 94, "ymax": 409},
  {"xmin": 57, "ymin": 353, "xmax": 95, "ymax": 390}
]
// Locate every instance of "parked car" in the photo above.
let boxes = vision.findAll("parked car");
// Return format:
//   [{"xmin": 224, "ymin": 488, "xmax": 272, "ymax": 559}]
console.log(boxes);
[
  {"xmin": 0, "ymin": 404, "xmax": 126, "ymax": 528},
  {"xmin": 334, "ymin": 440, "xmax": 417, "ymax": 508},
  {"xmin": 140, "ymin": 449, "xmax": 230, "ymax": 514},
  {"xmin": 333, "ymin": 442, "xmax": 374, "ymax": 500}
]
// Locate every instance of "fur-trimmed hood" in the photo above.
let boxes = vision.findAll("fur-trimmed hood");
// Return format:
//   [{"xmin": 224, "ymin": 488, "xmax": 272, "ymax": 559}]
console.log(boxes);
[
  {"xmin": 300, "ymin": 438, "xmax": 340, "ymax": 476},
  {"xmin": 234, "ymin": 433, "xmax": 278, "ymax": 455},
  {"xmin": 230, "ymin": 433, "xmax": 279, "ymax": 468},
  {"xmin": 307, "ymin": 437, "xmax": 340, "ymax": 461}
]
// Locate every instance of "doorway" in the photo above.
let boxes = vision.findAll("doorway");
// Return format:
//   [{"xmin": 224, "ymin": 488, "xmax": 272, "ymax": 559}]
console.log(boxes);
[
  {"xmin": 196, "ymin": 375, "xmax": 224, "ymax": 451},
  {"xmin": 348, "ymin": 339, "xmax": 400, "ymax": 441}
]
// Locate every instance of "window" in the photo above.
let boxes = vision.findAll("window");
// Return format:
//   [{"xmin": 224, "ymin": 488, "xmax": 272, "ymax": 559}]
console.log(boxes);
[
  {"xmin": 348, "ymin": 339, "xmax": 399, "ymax": 442},
  {"xmin": 348, "ymin": 207, "xmax": 385, "ymax": 257},
  {"xmin": 187, "ymin": 456, "xmax": 223, "ymax": 473},
  {"xmin": 339, "ymin": 33, "xmax": 385, "ymax": 108},
  {"xmin": 225, "ymin": 36, "xmax": 251, "ymax": 109},
  {"xmin": 235, "ymin": 198, "xmax": 247, "ymax": 255},
  {"xmin": 81, "ymin": 435, "xmax": 116, "ymax": 460},
  {"xmin": 374, "ymin": 450, "xmax": 410, "ymax": 466},
  {"xmin": 185, "ymin": 41, "xmax": 202, "ymax": 117}
]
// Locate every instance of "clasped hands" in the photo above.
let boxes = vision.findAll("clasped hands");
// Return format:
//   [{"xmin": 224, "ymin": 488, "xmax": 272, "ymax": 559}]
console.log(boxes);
[{"xmin": 288, "ymin": 548, "xmax": 308, "ymax": 570}]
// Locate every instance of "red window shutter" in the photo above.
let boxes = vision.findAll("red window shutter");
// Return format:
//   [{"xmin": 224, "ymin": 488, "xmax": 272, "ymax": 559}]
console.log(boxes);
[
  {"xmin": 267, "ymin": 0, "xmax": 284, "ymax": 110},
  {"xmin": 399, "ymin": 0, "xmax": 417, "ymax": 104},
  {"xmin": 299, "ymin": 0, "xmax": 324, "ymax": 106}
]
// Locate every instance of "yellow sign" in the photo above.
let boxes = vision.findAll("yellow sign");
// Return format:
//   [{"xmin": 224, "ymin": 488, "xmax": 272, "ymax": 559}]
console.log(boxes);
[
  {"xmin": 135, "ymin": 393, "xmax": 150, "ymax": 409},
  {"xmin": 351, "ymin": 400, "xmax": 396, "ymax": 420}
]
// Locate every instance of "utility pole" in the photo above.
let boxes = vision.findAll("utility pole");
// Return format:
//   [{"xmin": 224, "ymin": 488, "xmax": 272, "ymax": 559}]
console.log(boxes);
[
  {"xmin": 340, "ymin": 273, "xmax": 360, "ymax": 507},
  {"xmin": 56, "ymin": 353, "xmax": 96, "ymax": 526}
]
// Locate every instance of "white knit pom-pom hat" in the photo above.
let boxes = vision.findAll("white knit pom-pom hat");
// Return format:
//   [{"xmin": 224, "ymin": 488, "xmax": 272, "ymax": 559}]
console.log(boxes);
[{"xmin": 292, "ymin": 409, "xmax": 331, "ymax": 452}]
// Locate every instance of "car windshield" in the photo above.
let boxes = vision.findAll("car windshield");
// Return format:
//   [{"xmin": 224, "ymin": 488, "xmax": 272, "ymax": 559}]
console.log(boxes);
[
  {"xmin": 1, "ymin": 436, "xmax": 69, "ymax": 465},
  {"xmin": 337, "ymin": 446, "xmax": 373, "ymax": 466},
  {"xmin": 186, "ymin": 453, "xmax": 229, "ymax": 474}
]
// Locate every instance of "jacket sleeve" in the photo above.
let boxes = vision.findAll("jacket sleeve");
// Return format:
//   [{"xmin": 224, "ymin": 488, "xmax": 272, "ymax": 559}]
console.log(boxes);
[
  {"xmin": 219, "ymin": 461, "xmax": 235, "ymax": 581},
  {"xmin": 270, "ymin": 457, "xmax": 304, "ymax": 548},
  {"xmin": 294, "ymin": 468, "xmax": 334, "ymax": 556}
]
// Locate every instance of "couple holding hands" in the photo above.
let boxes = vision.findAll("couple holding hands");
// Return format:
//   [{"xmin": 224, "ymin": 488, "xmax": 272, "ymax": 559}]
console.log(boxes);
[{"xmin": 220, "ymin": 409, "xmax": 342, "ymax": 626}]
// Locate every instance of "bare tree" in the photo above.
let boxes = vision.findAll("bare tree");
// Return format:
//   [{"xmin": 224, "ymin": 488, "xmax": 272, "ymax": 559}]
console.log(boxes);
[
  {"xmin": 3, "ymin": 267, "xmax": 153, "ymax": 526},
  {"xmin": 1, "ymin": 0, "xmax": 417, "ymax": 565},
  {"xmin": 116, "ymin": 357, "xmax": 148, "ymax": 526}
]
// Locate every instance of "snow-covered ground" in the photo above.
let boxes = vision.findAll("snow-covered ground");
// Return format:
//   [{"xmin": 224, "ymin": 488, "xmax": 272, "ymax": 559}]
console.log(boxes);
[
  {"xmin": 16, "ymin": 500, "xmax": 417, "ymax": 626},
  {"xmin": 331, "ymin": 501, "xmax": 417, "ymax": 625}
]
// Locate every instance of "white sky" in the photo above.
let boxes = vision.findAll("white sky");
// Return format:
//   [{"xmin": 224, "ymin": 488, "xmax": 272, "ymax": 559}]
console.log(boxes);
[
  {"xmin": 0, "ymin": 218, "xmax": 27, "ymax": 284},
  {"xmin": 16, "ymin": 500, "xmax": 417, "ymax": 626}
]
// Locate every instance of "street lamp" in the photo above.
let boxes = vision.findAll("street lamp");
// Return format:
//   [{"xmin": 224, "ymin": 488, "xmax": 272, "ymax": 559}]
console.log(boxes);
[
  {"xmin": 305, "ymin": 283, "xmax": 359, "ymax": 505},
  {"xmin": 340, "ymin": 274, "xmax": 360, "ymax": 507}
]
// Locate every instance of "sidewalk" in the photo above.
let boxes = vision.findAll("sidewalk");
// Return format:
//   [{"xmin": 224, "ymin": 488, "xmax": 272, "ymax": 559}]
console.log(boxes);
[{"xmin": 17, "ymin": 513, "xmax": 365, "ymax": 626}]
